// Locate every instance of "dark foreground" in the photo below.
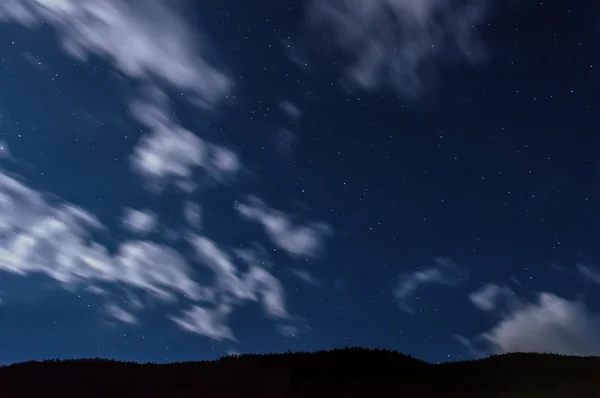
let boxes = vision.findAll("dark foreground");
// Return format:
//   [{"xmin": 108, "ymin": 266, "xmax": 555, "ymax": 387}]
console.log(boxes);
[{"xmin": 1, "ymin": 348, "xmax": 598, "ymax": 397}]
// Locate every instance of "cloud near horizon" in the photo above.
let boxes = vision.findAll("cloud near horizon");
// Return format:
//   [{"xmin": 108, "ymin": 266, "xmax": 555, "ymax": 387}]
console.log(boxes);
[
  {"xmin": 463, "ymin": 278, "xmax": 600, "ymax": 357},
  {"xmin": 481, "ymin": 293, "xmax": 600, "ymax": 356}
]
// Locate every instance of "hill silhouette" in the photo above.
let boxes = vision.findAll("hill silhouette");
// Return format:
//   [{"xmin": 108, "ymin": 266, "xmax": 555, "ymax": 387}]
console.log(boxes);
[{"xmin": 0, "ymin": 347, "xmax": 598, "ymax": 397}]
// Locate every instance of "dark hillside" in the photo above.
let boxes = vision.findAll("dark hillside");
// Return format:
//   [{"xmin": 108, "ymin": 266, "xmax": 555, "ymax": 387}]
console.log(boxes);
[{"xmin": 0, "ymin": 348, "xmax": 598, "ymax": 397}]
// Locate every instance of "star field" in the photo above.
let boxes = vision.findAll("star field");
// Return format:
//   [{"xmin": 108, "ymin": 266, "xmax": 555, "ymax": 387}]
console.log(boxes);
[{"xmin": 0, "ymin": 0, "xmax": 598, "ymax": 365}]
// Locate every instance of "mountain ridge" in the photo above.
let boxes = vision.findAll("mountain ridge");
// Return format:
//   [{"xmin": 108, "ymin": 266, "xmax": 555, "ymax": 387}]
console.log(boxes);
[{"xmin": 1, "ymin": 347, "xmax": 598, "ymax": 397}]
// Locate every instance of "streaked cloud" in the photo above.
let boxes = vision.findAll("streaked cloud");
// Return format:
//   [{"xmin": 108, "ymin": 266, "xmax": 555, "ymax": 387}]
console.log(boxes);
[
  {"xmin": 129, "ymin": 92, "xmax": 240, "ymax": 193},
  {"xmin": 122, "ymin": 208, "xmax": 157, "ymax": 235},
  {"xmin": 290, "ymin": 268, "xmax": 322, "ymax": 286},
  {"xmin": 187, "ymin": 235, "xmax": 289, "ymax": 320},
  {"xmin": 0, "ymin": 170, "xmax": 291, "ymax": 340},
  {"xmin": 306, "ymin": 0, "xmax": 490, "ymax": 96},
  {"xmin": 394, "ymin": 257, "xmax": 466, "ymax": 314},
  {"xmin": 235, "ymin": 196, "xmax": 331, "ymax": 258},
  {"xmin": 280, "ymin": 101, "xmax": 302, "ymax": 120},
  {"xmin": 183, "ymin": 201, "xmax": 202, "ymax": 229},
  {"xmin": 0, "ymin": 0, "xmax": 231, "ymax": 106},
  {"xmin": 105, "ymin": 303, "xmax": 137, "ymax": 325},
  {"xmin": 169, "ymin": 304, "xmax": 236, "ymax": 342},
  {"xmin": 0, "ymin": 170, "xmax": 204, "ymax": 301},
  {"xmin": 469, "ymin": 283, "xmax": 514, "ymax": 312},
  {"xmin": 577, "ymin": 264, "xmax": 600, "ymax": 285}
]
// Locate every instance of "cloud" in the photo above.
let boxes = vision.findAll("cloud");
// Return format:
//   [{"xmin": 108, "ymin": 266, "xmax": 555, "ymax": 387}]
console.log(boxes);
[
  {"xmin": 280, "ymin": 101, "xmax": 302, "ymax": 120},
  {"xmin": 0, "ymin": 169, "xmax": 295, "ymax": 341},
  {"xmin": 454, "ymin": 334, "xmax": 486, "ymax": 358},
  {"xmin": 169, "ymin": 304, "xmax": 236, "ymax": 342},
  {"xmin": 235, "ymin": 196, "xmax": 331, "ymax": 258},
  {"xmin": 277, "ymin": 324, "xmax": 308, "ymax": 339},
  {"xmin": 306, "ymin": 0, "xmax": 490, "ymax": 96},
  {"xmin": 577, "ymin": 264, "xmax": 600, "ymax": 284},
  {"xmin": 129, "ymin": 92, "xmax": 240, "ymax": 192},
  {"xmin": 122, "ymin": 208, "xmax": 157, "ymax": 234},
  {"xmin": 394, "ymin": 257, "xmax": 466, "ymax": 313},
  {"xmin": 0, "ymin": 0, "xmax": 231, "ymax": 106},
  {"xmin": 0, "ymin": 170, "xmax": 206, "ymax": 301},
  {"xmin": 105, "ymin": 303, "xmax": 137, "ymax": 325},
  {"xmin": 290, "ymin": 268, "xmax": 322, "ymax": 286},
  {"xmin": 0, "ymin": 141, "xmax": 13, "ymax": 160},
  {"xmin": 479, "ymin": 293, "xmax": 600, "ymax": 356},
  {"xmin": 234, "ymin": 245, "xmax": 271, "ymax": 269},
  {"xmin": 469, "ymin": 283, "xmax": 514, "ymax": 312},
  {"xmin": 183, "ymin": 201, "xmax": 202, "ymax": 228},
  {"xmin": 187, "ymin": 235, "xmax": 289, "ymax": 319}
]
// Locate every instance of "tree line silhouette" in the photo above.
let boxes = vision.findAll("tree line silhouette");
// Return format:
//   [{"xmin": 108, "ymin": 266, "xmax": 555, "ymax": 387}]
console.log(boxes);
[{"xmin": 0, "ymin": 347, "xmax": 598, "ymax": 397}]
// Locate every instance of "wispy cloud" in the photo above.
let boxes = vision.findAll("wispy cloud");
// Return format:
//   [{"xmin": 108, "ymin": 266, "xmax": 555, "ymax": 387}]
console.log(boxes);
[
  {"xmin": 122, "ymin": 208, "xmax": 157, "ymax": 235},
  {"xmin": 0, "ymin": 170, "xmax": 204, "ymax": 300},
  {"xmin": 183, "ymin": 201, "xmax": 202, "ymax": 229},
  {"xmin": 306, "ymin": 0, "xmax": 491, "ymax": 97},
  {"xmin": 105, "ymin": 303, "xmax": 137, "ymax": 325},
  {"xmin": 235, "ymin": 196, "xmax": 331, "ymax": 258},
  {"xmin": 290, "ymin": 268, "xmax": 322, "ymax": 286},
  {"xmin": 280, "ymin": 101, "xmax": 302, "ymax": 120},
  {"xmin": 170, "ymin": 304, "xmax": 236, "ymax": 342},
  {"xmin": 277, "ymin": 324, "xmax": 311, "ymax": 339},
  {"xmin": 469, "ymin": 283, "xmax": 515, "ymax": 312},
  {"xmin": 129, "ymin": 91, "xmax": 240, "ymax": 193},
  {"xmin": 0, "ymin": 0, "xmax": 231, "ymax": 106},
  {"xmin": 577, "ymin": 264, "xmax": 600, "ymax": 285},
  {"xmin": 394, "ymin": 257, "xmax": 466, "ymax": 314},
  {"xmin": 0, "ymin": 168, "xmax": 298, "ymax": 339},
  {"xmin": 187, "ymin": 235, "xmax": 289, "ymax": 319},
  {"xmin": 0, "ymin": 140, "xmax": 13, "ymax": 160}
]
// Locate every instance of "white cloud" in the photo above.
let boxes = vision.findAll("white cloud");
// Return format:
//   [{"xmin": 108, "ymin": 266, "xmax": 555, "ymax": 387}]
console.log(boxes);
[
  {"xmin": 280, "ymin": 101, "xmax": 302, "ymax": 120},
  {"xmin": 129, "ymin": 93, "xmax": 240, "ymax": 193},
  {"xmin": 183, "ymin": 201, "xmax": 202, "ymax": 228},
  {"xmin": 122, "ymin": 208, "xmax": 157, "ymax": 234},
  {"xmin": 169, "ymin": 304, "xmax": 236, "ymax": 342},
  {"xmin": 235, "ymin": 196, "xmax": 331, "ymax": 258},
  {"xmin": 187, "ymin": 235, "xmax": 288, "ymax": 319},
  {"xmin": 116, "ymin": 240, "xmax": 209, "ymax": 302},
  {"xmin": 0, "ymin": 170, "xmax": 206, "ymax": 301},
  {"xmin": 394, "ymin": 257, "xmax": 465, "ymax": 313},
  {"xmin": 0, "ymin": 170, "xmax": 295, "ymax": 341},
  {"xmin": 170, "ymin": 235, "xmax": 290, "ymax": 340},
  {"xmin": 577, "ymin": 264, "xmax": 600, "ymax": 284},
  {"xmin": 469, "ymin": 283, "xmax": 514, "ymax": 312},
  {"xmin": 0, "ymin": 0, "xmax": 231, "ymax": 107},
  {"xmin": 290, "ymin": 268, "xmax": 322, "ymax": 286},
  {"xmin": 479, "ymin": 293, "xmax": 600, "ymax": 356},
  {"xmin": 105, "ymin": 303, "xmax": 137, "ymax": 325},
  {"xmin": 0, "ymin": 141, "xmax": 13, "ymax": 160},
  {"xmin": 306, "ymin": 0, "xmax": 490, "ymax": 96}
]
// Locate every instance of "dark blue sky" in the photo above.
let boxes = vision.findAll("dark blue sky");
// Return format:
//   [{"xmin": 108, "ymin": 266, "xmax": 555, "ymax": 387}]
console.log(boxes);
[{"xmin": 0, "ymin": 0, "xmax": 598, "ymax": 365}]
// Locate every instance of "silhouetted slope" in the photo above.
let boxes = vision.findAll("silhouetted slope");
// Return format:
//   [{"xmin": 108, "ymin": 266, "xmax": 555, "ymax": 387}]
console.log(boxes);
[{"xmin": 0, "ymin": 348, "xmax": 598, "ymax": 397}]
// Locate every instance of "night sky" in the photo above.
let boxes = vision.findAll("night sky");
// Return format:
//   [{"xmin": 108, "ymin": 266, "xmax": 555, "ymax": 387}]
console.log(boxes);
[{"xmin": 0, "ymin": 0, "xmax": 598, "ymax": 365}]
